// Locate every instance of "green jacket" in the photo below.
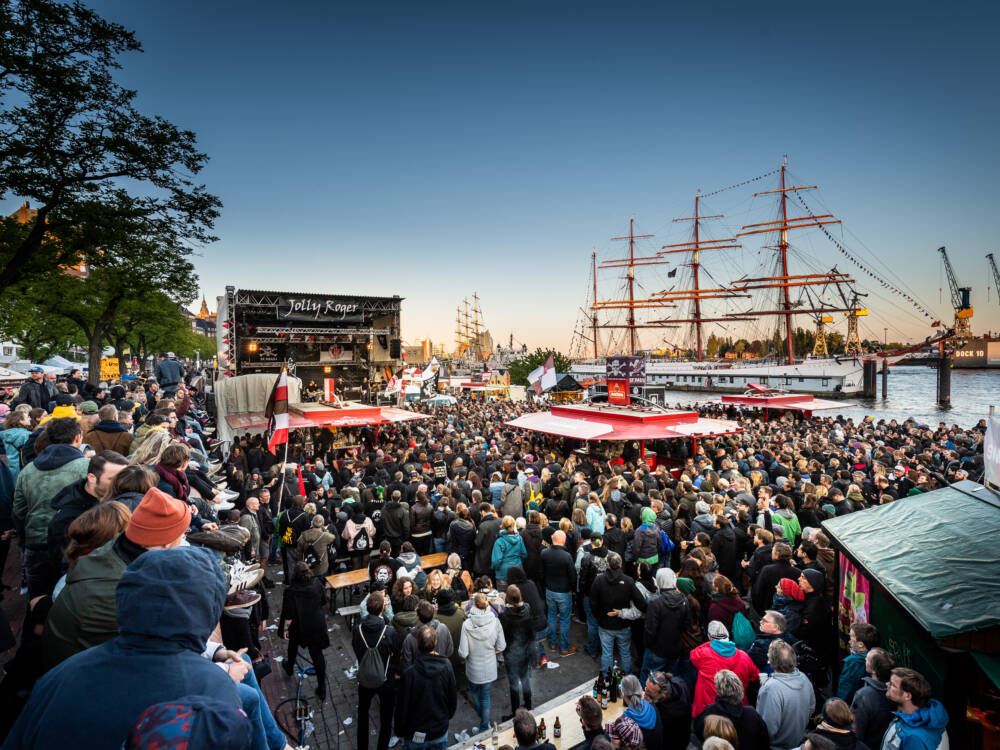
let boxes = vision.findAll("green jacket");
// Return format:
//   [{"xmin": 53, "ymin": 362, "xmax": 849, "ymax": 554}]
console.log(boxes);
[
  {"xmin": 41, "ymin": 537, "xmax": 129, "ymax": 670},
  {"xmin": 13, "ymin": 444, "xmax": 89, "ymax": 546}
]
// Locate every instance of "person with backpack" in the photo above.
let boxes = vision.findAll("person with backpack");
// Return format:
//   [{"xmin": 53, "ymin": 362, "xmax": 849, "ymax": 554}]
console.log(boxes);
[
  {"xmin": 275, "ymin": 495, "xmax": 309, "ymax": 581},
  {"xmin": 297, "ymin": 515, "xmax": 336, "ymax": 577},
  {"xmin": 578, "ymin": 531, "xmax": 610, "ymax": 659},
  {"xmin": 352, "ymin": 590, "xmax": 400, "ymax": 750},
  {"xmin": 342, "ymin": 505, "xmax": 376, "ymax": 570}
]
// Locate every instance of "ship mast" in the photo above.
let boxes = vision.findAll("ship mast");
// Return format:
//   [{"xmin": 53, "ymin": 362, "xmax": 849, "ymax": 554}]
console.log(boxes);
[
  {"xmin": 660, "ymin": 192, "xmax": 741, "ymax": 360},
  {"xmin": 591, "ymin": 248, "xmax": 599, "ymax": 358},
  {"xmin": 733, "ymin": 158, "xmax": 854, "ymax": 365}
]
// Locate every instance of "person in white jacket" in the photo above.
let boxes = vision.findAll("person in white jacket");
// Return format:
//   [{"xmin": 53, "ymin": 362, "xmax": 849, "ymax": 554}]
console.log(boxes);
[
  {"xmin": 459, "ymin": 592, "xmax": 506, "ymax": 733},
  {"xmin": 757, "ymin": 639, "xmax": 815, "ymax": 750}
]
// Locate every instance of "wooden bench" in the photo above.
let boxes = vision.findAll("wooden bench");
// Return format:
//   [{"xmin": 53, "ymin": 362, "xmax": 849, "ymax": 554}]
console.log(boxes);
[{"xmin": 325, "ymin": 551, "xmax": 449, "ymax": 611}]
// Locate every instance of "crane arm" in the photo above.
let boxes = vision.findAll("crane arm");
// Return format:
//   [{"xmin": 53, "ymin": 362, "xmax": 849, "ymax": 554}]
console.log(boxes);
[
  {"xmin": 939, "ymin": 246, "xmax": 963, "ymax": 310},
  {"xmin": 989, "ymin": 253, "xmax": 1000, "ymax": 301}
]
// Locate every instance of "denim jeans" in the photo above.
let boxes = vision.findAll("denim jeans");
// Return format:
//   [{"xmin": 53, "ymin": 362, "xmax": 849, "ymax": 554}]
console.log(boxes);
[
  {"xmin": 404, "ymin": 736, "xmax": 448, "ymax": 750},
  {"xmin": 546, "ymin": 590, "xmax": 573, "ymax": 651},
  {"xmin": 598, "ymin": 626, "xmax": 631, "ymax": 673},
  {"xmin": 639, "ymin": 649, "xmax": 681, "ymax": 685},
  {"xmin": 506, "ymin": 658, "xmax": 532, "ymax": 711},
  {"xmin": 582, "ymin": 595, "xmax": 600, "ymax": 656},
  {"xmin": 468, "ymin": 681, "xmax": 491, "ymax": 731},
  {"xmin": 237, "ymin": 654, "xmax": 286, "ymax": 750}
]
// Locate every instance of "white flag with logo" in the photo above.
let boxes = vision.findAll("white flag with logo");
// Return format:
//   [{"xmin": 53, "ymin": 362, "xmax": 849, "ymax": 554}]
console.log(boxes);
[{"xmin": 985, "ymin": 416, "xmax": 1000, "ymax": 488}]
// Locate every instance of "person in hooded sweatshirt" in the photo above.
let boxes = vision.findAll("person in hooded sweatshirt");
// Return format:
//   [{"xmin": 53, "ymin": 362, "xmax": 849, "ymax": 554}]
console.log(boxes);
[
  {"xmin": 690, "ymin": 620, "xmax": 760, "ymax": 717},
  {"xmin": 124, "ymin": 694, "xmax": 252, "ymax": 750},
  {"xmin": 500, "ymin": 584, "xmax": 536, "ymax": 717},
  {"xmin": 619, "ymin": 674, "xmax": 663, "ymax": 750},
  {"xmin": 690, "ymin": 500, "xmax": 717, "ymax": 539},
  {"xmin": 4, "ymin": 546, "xmax": 242, "ymax": 750},
  {"xmin": 881, "ymin": 667, "xmax": 949, "ymax": 750},
  {"xmin": 13, "ymin": 417, "xmax": 90, "ymax": 598},
  {"xmin": 352, "ymin": 591, "xmax": 401, "ymax": 750},
  {"xmin": 401, "ymin": 600, "xmax": 454, "ymax": 669},
  {"xmin": 433, "ymin": 588, "xmax": 467, "ymax": 673},
  {"xmin": 852, "ymin": 647, "xmax": 896, "ymax": 750},
  {"xmin": 706, "ymin": 574, "xmax": 748, "ymax": 636},
  {"xmin": 395, "ymin": 625, "xmax": 457, "ymax": 750},
  {"xmin": 459, "ymin": 591, "xmax": 506, "ymax": 733},
  {"xmin": 83, "ymin": 404, "xmax": 134, "ymax": 455},
  {"xmin": 641, "ymin": 567, "xmax": 692, "ymax": 683},
  {"xmin": 279, "ymin": 561, "xmax": 329, "ymax": 700},
  {"xmin": 491, "ymin": 515, "xmax": 527, "ymax": 588},
  {"xmin": 756, "ymin": 639, "xmax": 815, "ymax": 750},
  {"xmin": 506, "ymin": 565, "xmax": 547, "ymax": 667}
]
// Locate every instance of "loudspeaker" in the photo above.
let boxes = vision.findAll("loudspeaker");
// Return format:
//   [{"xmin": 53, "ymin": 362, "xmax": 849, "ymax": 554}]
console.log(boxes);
[{"xmin": 389, "ymin": 339, "xmax": 401, "ymax": 358}]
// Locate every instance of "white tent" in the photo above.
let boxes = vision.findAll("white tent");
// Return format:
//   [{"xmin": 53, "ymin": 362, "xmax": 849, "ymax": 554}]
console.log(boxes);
[
  {"xmin": 0, "ymin": 367, "xmax": 26, "ymax": 384},
  {"xmin": 43, "ymin": 355, "xmax": 84, "ymax": 373}
]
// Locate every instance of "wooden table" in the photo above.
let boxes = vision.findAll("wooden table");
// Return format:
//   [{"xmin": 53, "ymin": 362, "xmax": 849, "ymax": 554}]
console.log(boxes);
[
  {"xmin": 449, "ymin": 680, "xmax": 626, "ymax": 750},
  {"xmin": 326, "ymin": 551, "xmax": 449, "ymax": 612}
]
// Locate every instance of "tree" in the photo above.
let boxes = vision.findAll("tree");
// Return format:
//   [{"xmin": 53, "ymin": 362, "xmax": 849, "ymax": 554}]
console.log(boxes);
[
  {"xmin": 0, "ymin": 0, "xmax": 220, "ymax": 294},
  {"xmin": 705, "ymin": 334, "xmax": 721, "ymax": 358},
  {"xmin": 8, "ymin": 206, "xmax": 199, "ymax": 382},
  {"xmin": 507, "ymin": 349, "xmax": 571, "ymax": 387},
  {"xmin": 827, "ymin": 332, "xmax": 846, "ymax": 354}
]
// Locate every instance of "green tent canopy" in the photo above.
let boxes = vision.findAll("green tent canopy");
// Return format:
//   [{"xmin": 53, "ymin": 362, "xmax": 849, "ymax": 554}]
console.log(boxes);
[{"xmin": 822, "ymin": 480, "xmax": 1000, "ymax": 640}]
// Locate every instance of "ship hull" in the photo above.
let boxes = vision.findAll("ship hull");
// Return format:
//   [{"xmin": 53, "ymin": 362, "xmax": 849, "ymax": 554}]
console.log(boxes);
[
  {"xmin": 570, "ymin": 358, "xmax": 865, "ymax": 397},
  {"xmin": 952, "ymin": 337, "xmax": 1000, "ymax": 368}
]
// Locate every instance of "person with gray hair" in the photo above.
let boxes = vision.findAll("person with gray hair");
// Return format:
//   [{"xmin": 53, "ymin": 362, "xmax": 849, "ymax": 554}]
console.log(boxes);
[
  {"xmin": 619, "ymin": 673, "xmax": 663, "ymax": 750},
  {"xmin": 640, "ymin": 566, "xmax": 692, "ymax": 683},
  {"xmin": 588, "ymin": 551, "xmax": 646, "ymax": 674},
  {"xmin": 747, "ymin": 608, "xmax": 799, "ymax": 671},
  {"xmin": 692, "ymin": 670, "xmax": 770, "ymax": 750},
  {"xmin": 756, "ymin": 639, "xmax": 814, "ymax": 749}
]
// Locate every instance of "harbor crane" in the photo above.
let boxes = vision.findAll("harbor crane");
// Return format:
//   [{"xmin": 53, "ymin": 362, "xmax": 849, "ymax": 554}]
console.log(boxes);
[
  {"xmin": 938, "ymin": 246, "xmax": 973, "ymax": 342},
  {"xmin": 988, "ymin": 253, "xmax": 1000, "ymax": 304}
]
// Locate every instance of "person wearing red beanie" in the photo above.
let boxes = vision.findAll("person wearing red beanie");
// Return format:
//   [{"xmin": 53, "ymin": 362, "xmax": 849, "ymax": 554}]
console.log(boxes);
[{"xmin": 125, "ymin": 487, "xmax": 191, "ymax": 549}]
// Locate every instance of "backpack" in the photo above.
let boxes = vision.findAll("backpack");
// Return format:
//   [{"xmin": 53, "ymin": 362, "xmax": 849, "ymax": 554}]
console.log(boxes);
[
  {"xmin": 793, "ymin": 640, "xmax": 826, "ymax": 684},
  {"xmin": 731, "ymin": 610, "xmax": 756, "ymax": 650},
  {"xmin": 352, "ymin": 524, "xmax": 371, "ymax": 552},
  {"xmin": 303, "ymin": 544, "xmax": 320, "ymax": 569},
  {"xmin": 358, "ymin": 624, "xmax": 390, "ymax": 689},
  {"xmin": 580, "ymin": 552, "xmax": 609, "ymax": 595}
]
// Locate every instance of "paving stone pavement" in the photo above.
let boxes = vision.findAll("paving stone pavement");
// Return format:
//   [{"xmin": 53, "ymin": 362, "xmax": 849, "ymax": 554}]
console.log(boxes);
[{"xmin": 257, "ymin": 563, "xmax": 603, "ymax": 750}]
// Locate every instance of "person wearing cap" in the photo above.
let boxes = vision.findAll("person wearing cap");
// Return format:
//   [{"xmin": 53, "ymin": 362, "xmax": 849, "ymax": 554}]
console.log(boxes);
[
  {"xmin": 690, "ymin": 620, "xmax": 760, "ymax": 716},
  {"xmin": 41, "ymin": 487, "xmax": 192, "ymax": 669},
  {"xmin": 796, "ymin": 568, "xmax": 833, "ymax": 663},
  {"xmin": 11, "ymin": 367, "xmax": 49, "ymax": 411},
  {"xmin": 155, "ymin": 352, "xmax": 186, "ymax": 396},
  {"xmin": 9, "ymin": 547, "xmax": 242, "ymax": 750}
]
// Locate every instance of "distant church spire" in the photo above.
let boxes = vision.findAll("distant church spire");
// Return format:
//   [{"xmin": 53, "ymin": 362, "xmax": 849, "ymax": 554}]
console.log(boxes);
[{"xmin": 197, "ymin": 296, "xmax": 210, "ymax": 319}]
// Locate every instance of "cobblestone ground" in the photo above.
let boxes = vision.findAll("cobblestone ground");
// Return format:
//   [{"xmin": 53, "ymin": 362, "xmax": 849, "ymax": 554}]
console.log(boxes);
[{"xmin": 258, "ymin": 563, "xmax": 598, "ymax": 750}]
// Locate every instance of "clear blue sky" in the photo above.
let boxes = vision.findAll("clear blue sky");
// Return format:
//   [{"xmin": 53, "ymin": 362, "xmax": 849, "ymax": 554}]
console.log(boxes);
[{"xmin": 11, "ymin": 0, "xmax": 999, "ymax": 352}]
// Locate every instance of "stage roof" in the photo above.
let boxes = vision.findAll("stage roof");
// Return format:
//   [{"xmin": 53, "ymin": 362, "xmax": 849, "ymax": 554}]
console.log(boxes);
[{"xmin": 224, "ymin": 401, "xmax": 426, "ymax": 432}]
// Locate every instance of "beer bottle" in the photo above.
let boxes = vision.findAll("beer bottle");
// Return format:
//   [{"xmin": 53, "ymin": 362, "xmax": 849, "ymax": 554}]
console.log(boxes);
[
  {"xmin": 600, "ymin": 682, "xmax": 608, "ymax": 710},
  {"xmin": 553, "ymin": 717, "xmax": 562, "ymax": 739},
  {"xmin": 592, "ymin": 674, "xmax": 601, "ymax": 699},
  {"xmin": 492, "ymin": 723, "xmax": 499, "ymax": 748},
  {"xmin": 539, "ymin": 718, "xmax": 547, "ymax": 741}
]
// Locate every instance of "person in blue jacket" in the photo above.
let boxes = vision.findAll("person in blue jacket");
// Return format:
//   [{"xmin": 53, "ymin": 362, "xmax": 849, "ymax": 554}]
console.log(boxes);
[
  {"xmin": 836, "ymin": 621, "xmax": 879, "ymax": 702},
  {"xmin": 881, "ymin": 667, "xmax": 949, "ymax": 750},
  {"xmin": 3, "ymin": 546, "xmax": 242, "ymax": 750},
  {"xmin": 491, "ymin": 515, "xmax": 527, "ymax": 587}
]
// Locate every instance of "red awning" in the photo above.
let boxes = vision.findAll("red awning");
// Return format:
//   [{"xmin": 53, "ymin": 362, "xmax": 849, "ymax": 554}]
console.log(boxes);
[
  {"xmin": 712, "ymin": 393, "xmax": 854, "ymax": 412},
  {"xmin": 506, "ymin": 403, "xmax": 740, "ymax": 441},
  {"xmin": 225, "ymin": 405, "xmax": 427, "ymax": 432}
]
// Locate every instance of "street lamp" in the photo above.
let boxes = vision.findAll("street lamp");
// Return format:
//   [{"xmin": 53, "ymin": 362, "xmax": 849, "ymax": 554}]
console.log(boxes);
[{"xmin": 884, "ymin": 328, "xmax": 887, "ymax": 347}]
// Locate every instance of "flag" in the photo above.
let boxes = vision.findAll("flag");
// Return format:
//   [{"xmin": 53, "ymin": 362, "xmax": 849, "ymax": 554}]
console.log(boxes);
[
  {"xmin": 667, "ymin": 268, "xmax": 677, "ymax": 278},
  {"xmin": 383, "ymin": 365, "xmax": 393, "ymax": 381},
  {"xmin": 265, "ymin": 366, "xmax": 289, "ymax": 453},
  {"xmin": 297, "ymin": 463, "xmax": 306, "ymax": 496},
  {"xmin": 540, "ymin": 354, "xmax": 557, "ymax": 392},
  {"xmin": 527, "ymin": 364, "xmax": 545, "ymax": 395},
  {"xmin": 930, "ymin": 320, "xmax": 941, "ymax": 328},
  {"xmin": 421, "ymin": 367, "xmax": 439, "ymax": 399}
]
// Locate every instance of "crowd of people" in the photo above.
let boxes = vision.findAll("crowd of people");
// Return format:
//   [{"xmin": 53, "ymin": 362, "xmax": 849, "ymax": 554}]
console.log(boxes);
[{"xmin": 0, "ymin": 355, "xmax": 981, "ymax": 749}]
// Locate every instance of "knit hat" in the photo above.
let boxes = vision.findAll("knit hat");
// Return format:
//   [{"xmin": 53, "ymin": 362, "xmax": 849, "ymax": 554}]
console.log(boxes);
[
  {"xmin": 778, "ymin": 577, "xmax": 805, "ymax": 601},
  {"xmin": 707, "ymin": 620, "xmax": 729, "ymax": 640},
  {"xmin": 695, "ymin": 500, "xmax": 711, "ymax": 515},
  {"xmin": 801, "ymin": 568, "xmax": 825, "ymax": 593},
  {"xmin": 655, "ymin": 568, "xmax": 677, "ymax": 590},
  {"xmin": 641, "ymin": 507, "xmax": 656, "ymax": 526},
  {"xmin": 126, "ymin": 695, "xmax": 251, "ymax": 750},
  {"xmin": 606, "ymin": 716, "xmax": 643, "ymax": 750},
  {"xmin": 125, "ymin": 488, "xmax": 191, "ymax": 547},
  {"xmin": 676, "ymin": 577, "xmax": 696, "ymax": 596},
  {"xmin": 79, "ymin": 400, "xmax": 99, "ymax": 415}
]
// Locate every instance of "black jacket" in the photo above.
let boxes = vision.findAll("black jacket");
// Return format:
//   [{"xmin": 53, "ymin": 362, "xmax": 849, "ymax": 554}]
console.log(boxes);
[
  {"xmin": 589, "ymin": 569, "xmax": 644, "ymax": 630},
  {"xmin": 507, "ymin": 567, "xmax": 547, "ymax": 632},
  {"xmin": 500, "ymin": 603, "xmax": 536, "ymax": 668},
  {"xmin": 279, "ymin": 578, "xmax": 329, "ymax": 647},
  {"xmin": 520, "ymin": 523, "xmax": 543, "ymax": 581},
  {"xmin": 539, "ymin": 545, "xmax": 576, "ymax": 594},
  {"xmin": 13, "ymin": 380, "xmax": 50, "ymax": 410},
  {"xmin": 473, "ymin": 516, "xmax": 501, "ymax": 575},
  {"xmin": 395, "ymin": 653, "xmax": 457, "ymax": 741},
  {"xmin": 653, "ymin": 675, "xmax": 692, "ymax": 750},
  {"xmin": 352, "ymin": 613, "xmax": 401, "ymax": 679},
  {"xmin": 644, "ymin": 589, "xmax": 692, "ymax": 659},
  {"xmin": 603, "ymin": 527, "xmax": 627, "ymax": 559},
  {"xmin": 381, "ymin": 500, "xmax": 409, "ymax": 540},
  {"xmin": 47, "ymin": 479, "xmax": 99, "ymax": 571},
  {"xmin": 710, "ymin": 524, "xmax": 740, "ymax": 583},
  {"xmin": 693, "ymin": 701, "xmax": 770, "ymax": 750},
  {"xmin": 751, "ymin": 558, "xmax": 798, "ymax": 614},
  {"xmin": 851, "ymin": 676, "xmax": 894, "ymax": 750}
]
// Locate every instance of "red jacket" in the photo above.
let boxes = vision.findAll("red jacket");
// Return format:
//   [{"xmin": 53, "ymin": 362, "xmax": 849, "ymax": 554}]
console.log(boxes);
[{"xmin": 690, "ymin": 640, "xmax": 760, "ymax": 716}]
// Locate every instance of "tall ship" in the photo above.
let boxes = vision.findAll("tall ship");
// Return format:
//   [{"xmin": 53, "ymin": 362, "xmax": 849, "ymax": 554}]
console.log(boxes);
[{"xmin": 569, "ymin": 159, "xmax": 953, "ymax": 397}]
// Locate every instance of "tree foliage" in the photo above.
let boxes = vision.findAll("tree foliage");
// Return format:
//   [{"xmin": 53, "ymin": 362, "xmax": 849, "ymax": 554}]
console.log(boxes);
[
  {"xmin": 507, "ymin": 348, "xmax": 571, "ymax": 386},
  {"xmin": 0, "ymin": 0, "xmax": 220, "ymax": 293}
]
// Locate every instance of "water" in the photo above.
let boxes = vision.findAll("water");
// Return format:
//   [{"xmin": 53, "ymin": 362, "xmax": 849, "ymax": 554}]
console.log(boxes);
[{"xmin": 669, "ymin": 365, "xmax": 998, "ymax": 429}]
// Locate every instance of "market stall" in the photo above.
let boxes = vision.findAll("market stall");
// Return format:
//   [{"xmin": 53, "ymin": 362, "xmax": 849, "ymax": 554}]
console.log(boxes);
[
  {"xmin": 821, "ymin": 480, "xmax": 1000, "ymax": 748},
  {"xmin": 699, "ymin": 383, "xmax": 855, "ymax": 419}
]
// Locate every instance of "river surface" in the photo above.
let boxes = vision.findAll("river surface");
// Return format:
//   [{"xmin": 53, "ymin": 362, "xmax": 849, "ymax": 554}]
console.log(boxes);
[{"xmin": 667, "ymin": 365, "xmax": 998, "ymax": 429}]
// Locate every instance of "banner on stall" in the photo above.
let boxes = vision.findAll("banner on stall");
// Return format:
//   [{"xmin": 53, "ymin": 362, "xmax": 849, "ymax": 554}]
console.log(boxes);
[
  {"xmin": 838, "ymin": 553, "xmax": 871, "ymax": 651},
  {"xmin": 984, "ymin": 416, "xmax": 1000, "ymax": 488},
  {"xmin": 100, "ymin": 358, "xmax": 120, "ymax": 381}
]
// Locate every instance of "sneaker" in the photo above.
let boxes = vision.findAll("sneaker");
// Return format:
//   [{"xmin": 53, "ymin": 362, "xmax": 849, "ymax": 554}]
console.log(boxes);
[
  {"xmin": 559, "ymin": 646, "xmax": 578, "ymax": 656},
  {"xmin": 228, "ymin": 561, "xmax": 265, "ymax": 594},
  {"xmin": 538, "ymin": 655, "xmax": 549, "ymax": 668},
  {"xmin": 224, "ymin": 590, "xmax": 261, "ymax": 610},
  {"xmin": 213, "ymin": 500, "xmax": 235, "ymax": 512},
  {"xmin": 216, "ymin": 490, "xmax": 240, "ymax": 502},
  {"xmin": 213, "ymin": 480, "xmax": 228, "ymax": 490}
]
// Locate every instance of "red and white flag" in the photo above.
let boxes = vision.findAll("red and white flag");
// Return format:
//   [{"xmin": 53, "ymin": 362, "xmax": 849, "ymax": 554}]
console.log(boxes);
[{"xmin": 265, "ymin": 366, "xmax": 289, "ymax": 453}]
